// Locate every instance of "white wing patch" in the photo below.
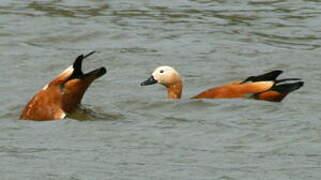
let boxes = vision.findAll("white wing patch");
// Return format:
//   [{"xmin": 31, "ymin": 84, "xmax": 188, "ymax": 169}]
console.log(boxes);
[
  {"xmin": 42, "ymin": 84, "xmax": 49, "ymax": 90},
  {"xmin": 60, "ymin": 112, "xmax": 66, "ymax": 119},
  {"xmin": 61, "ymin": 65, "xmax": 74, "ymax": 74}
]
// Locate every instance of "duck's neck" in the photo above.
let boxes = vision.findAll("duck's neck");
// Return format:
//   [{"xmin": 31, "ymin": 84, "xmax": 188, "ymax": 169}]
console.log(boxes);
[{"xmin": 167, "ymin": 81, "xmax": 183, "ymax": 99}]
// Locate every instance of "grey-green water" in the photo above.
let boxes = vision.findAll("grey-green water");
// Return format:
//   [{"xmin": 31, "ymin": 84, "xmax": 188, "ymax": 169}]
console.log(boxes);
[{"xmin": 0, "ymin": 0, "xmax": 320, "ymax": 179}]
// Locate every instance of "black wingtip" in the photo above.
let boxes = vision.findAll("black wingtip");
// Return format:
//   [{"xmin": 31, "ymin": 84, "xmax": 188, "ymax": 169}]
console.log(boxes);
[
  {"xmin": 83, "ymin": 51, "xmax": 96, "ymax": 59},
  {"xmin": 297, "ymin": 81, "xmax": 304, "ymax": 89},
  {"xmin": 73, "ymin": 51, "xmax": 96, "ymax": 69},
  {"xmin": 241, "ymin": 70, "xmax": 283, "ymax": 84},
  {"xmin": 71, "ymin": 51, "xmax": 97, "ymax": 79},
  {"xmin": 73, "ymin": 55, "xmax": 84, "ymax": 76},
  {"xmin": 275, "ymin": 78, "xmax": 301, "ymax": 84}
]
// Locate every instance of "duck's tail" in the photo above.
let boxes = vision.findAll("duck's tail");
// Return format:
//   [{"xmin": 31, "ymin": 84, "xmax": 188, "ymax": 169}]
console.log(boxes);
[{"xmin": 254, "ymin": 79, "xmax": 304, "ymax": 102}]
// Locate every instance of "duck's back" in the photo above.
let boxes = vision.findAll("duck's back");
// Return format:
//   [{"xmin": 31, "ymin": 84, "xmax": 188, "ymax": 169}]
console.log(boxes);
[
  {"xmin": 20, "ymin": 87, "xmax": 65, "ymax": 121},
  {"xmin": 192, "ymin": 81, "xmax": 274, "ymax": 99}
]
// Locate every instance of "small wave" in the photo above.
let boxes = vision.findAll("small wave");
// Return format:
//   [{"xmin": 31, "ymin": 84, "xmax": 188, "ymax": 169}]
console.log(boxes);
[{"xmin": 67, "ymin": 105, "xmax": 124, "ymax": 121}]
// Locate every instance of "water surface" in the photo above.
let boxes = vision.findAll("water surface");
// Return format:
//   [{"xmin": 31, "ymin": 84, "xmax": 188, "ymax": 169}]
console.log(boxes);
[{"xmin": 0, "ymin": 0, "xmax": 320, "ymax": 179}]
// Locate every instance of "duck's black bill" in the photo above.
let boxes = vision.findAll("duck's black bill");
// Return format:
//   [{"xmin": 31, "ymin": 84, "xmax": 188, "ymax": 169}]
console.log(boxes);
[{"xmin": 141, "ymin": 76, "xmax": 157, "ymax": 86}]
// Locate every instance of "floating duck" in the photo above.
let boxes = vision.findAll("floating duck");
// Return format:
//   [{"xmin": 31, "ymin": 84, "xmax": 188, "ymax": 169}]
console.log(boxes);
[
  {"xmin": 140, "ymin": 66, "xmax": 303, "ymax": 102},
  {"xmin": 20, "ymin": 51, "xmax": 106, "ymax": 120}
]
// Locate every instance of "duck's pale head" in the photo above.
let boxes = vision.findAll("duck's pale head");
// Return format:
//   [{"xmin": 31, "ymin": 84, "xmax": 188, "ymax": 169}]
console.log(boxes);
[
  {"xmin": 141, "ymin": 66, "xmax": 182, "ymax": 99},
  {"xmin": 141, "ymin": 66, "xmax": 181, "ymax": 87}
]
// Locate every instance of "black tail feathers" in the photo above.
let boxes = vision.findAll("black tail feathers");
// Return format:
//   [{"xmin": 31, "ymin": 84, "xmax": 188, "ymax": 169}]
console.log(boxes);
[
  {"xmin": 271, "ymin": 81, "xmax": 304, "ymax": 94},
  {"xmin": 71, "ymin": 51, "xmax": 96, "ymax": 79}
]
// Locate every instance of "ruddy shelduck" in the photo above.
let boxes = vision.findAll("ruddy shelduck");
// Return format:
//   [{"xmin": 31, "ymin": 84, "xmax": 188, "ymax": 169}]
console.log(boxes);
[
  {"xmin": 140, "ymin": 66, "xmax": 303, "ymax": 102},
  {"xmin": 20, "ymin": 51, "xmax": 106, "ymax": 121}
]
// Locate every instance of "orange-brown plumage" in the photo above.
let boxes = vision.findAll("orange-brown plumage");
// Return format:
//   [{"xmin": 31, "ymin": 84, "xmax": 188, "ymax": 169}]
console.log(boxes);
[
  {"xmin": 254, "ymin": 90, "xmax": 285, "ymax": 102},
  {"xmin": 20, "ymin": 87, "xmax": 65, "ymax": 121},
  {"xmin": 192, "ymin": 81, "xmax": 274, "ymax": 99},
  {"xmin": 141, "ymin": 66, "xmax": 303, "ymax": 102},
  {"xmin": 20, "ymin": 51, "xmax": 106, "ymax": 121}
]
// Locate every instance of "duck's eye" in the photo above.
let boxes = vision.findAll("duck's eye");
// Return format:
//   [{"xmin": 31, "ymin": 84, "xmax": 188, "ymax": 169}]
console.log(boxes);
[{"xmin": 160, "ymin": 70, "xmax": 164, "ymax": 73}]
